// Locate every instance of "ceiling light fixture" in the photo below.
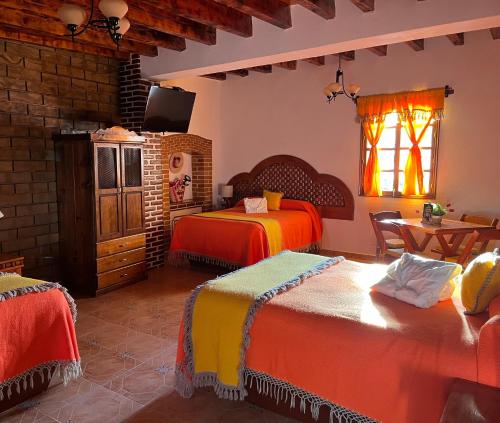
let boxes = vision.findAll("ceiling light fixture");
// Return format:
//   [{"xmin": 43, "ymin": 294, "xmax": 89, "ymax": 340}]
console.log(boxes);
[
  {"xmin": 58, "ymin": 0, "xmax": 130, "ymax": 47},
  {"xmin": 323, "ymin": 55, "xmax": 361, "ymax": 104}
]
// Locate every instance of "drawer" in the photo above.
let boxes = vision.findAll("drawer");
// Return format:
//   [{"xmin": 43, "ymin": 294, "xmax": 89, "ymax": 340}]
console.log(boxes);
[
  {"xmin": 97, "ymin": 233, "xmax": 145, "ymax": 258},
  {"xmin": 97, "ymin": 262, "xmax": 146, "ymax": 290},
  {"xmin": 97, "ymin": 247, "xmax": 146, "ymax": 274}
]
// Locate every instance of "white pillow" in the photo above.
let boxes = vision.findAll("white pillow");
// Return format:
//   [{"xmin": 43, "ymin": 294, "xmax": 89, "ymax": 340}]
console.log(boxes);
[
  {"xmin": 244, "ymin": 197, "xmax": 268, "ymax": 214},
  {"xmin": 372, "ymin": 253, "xmax": 462, "ymax": 308}
]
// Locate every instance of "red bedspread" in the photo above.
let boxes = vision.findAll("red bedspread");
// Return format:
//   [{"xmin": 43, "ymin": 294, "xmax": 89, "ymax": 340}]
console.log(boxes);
[
  {"xmin": 169, "ymin": 199, "xmax": 322, "ymax": 267},
  {"xmin": 0, "ymin": 279, "xmax": 81, "ymax": 401},
  {"xmin": 247, "ymin": 260, "xmax": 492, "ymax": 423}
]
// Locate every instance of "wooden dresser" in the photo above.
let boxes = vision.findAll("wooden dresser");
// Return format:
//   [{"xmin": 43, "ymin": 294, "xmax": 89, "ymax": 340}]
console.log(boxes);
[{"xmin": 54, "ymin": 127, "xmax": 146, "ymax": 295}]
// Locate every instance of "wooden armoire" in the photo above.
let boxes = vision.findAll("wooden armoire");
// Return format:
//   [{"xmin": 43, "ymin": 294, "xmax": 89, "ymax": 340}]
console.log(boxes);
[{"xmin": 54, "ymin": 126, "xmax": 147, "ymax": 295}]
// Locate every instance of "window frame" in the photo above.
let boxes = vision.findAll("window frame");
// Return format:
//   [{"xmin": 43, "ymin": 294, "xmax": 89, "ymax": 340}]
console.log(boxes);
[{"xmin": 358, "ymin": 117, "xmax": 440, "ymax": 199}]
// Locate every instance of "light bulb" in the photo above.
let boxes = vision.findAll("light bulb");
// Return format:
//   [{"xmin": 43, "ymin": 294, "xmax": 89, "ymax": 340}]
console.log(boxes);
[
  {"xmin": 58, "ymin": 4, "xmax": 87, "ymax": 26},
  {"xmin": 116, "ymin": 17, "xmax": 130, "ymax": 35},
  {"xmin": 327, "ymin": 82, "xmax": 342, "ymax": 93},
  {"xmin": 323, "ymin": 86, "xmax": 333, "ymax": 97},
  {"xmin": 348, "ymin": 83, "xmax": 361, "ymax": 95},
  {"xmin": 99, "ymin": 0, "xmax": 128, "ymax": 19}
]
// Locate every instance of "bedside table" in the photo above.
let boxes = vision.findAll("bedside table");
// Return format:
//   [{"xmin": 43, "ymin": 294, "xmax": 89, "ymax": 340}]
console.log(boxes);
[
  {"xmin": 0, "ymin": 254, "xmax": 24, "ymax": 275},
  {"xmin": 441, "ymin": 379, "xmax": 500, "ymax": 422}
]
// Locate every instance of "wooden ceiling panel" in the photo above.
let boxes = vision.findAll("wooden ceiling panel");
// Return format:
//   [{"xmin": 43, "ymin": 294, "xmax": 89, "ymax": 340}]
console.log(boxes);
[
  {"xmin": 351, "ymin": 0, "xmax": 374, "ymax": 12},
  {"xmin": 228, "ymin": 69, "xmax": 249, "ymax": 77},
  {"xmin": 214, "ymin": 0, "xmax": 291, "ymax": 29},
  {"xmin": 490, "ymin": 28, "xmax": 500, "ymax": 39},
  {"xmin": 447, "ymin": 33, "xmax": 464, "ymax": 45},
  {"xmin": 303, "ymin": 56, "xmax": 325, "ymax": 65},
  {"xmin": 407, "ymin": 39, "xmax": 425, "ymax": 51},
  {"xmin": 274, "ymin": 60, "xmax": 297, "ymax": 70},
  {"xmin": 368, "ymin": 45, "xmax": 387, "ymax": 56},
  {"xmin": 250, "ymin": 65, "xmax": 273, "ymax": 73},
  {"xmin": 281, "ymin": 0, "xmax": 335, "ymax": 19},
  {"xmin": 202, "ymin": 72, "xmax": 227, "ymax": 80},
  {"xmin": 140, "ymin": 0, "xmax": 252, "ymax": 37}
]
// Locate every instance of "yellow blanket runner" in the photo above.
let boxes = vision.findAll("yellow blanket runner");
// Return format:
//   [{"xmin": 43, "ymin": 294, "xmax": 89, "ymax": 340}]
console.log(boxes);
[
  {"xmin": 180, "ymin": 251, "xmax": 341, "ymax": 399},
  {"xmin": 196, "ymin": 212, "xmax": 283, "ymax": 256},
  {"xmin": 0, "ymin": 274, "xmax": 42, "ymax": 293}
]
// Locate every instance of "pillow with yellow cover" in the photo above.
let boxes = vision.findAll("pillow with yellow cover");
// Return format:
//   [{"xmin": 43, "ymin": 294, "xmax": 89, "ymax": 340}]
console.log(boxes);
[
  {"xmin": 263, "ymin": 190, "xmax": 284, "ymax": 211},
  {"xmin": 461, "ymin": 248, "xmax": 500, "ymax": 315}
]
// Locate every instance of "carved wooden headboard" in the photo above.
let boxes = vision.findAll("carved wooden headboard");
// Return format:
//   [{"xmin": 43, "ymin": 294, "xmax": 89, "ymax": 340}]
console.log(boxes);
[{"xmin": 227, "ymin": 155, "xmax": 354, "ymax": 220}]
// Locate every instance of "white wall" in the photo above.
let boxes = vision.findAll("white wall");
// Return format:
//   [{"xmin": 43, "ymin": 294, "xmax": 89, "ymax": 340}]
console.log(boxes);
[{"xmin": 166, "ymin": 30, "xmax": 500, "ymax": 255}]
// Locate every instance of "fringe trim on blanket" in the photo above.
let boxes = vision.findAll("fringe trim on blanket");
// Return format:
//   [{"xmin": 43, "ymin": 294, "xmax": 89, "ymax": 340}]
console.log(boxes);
[
  {"xmin": 0, "ymin": 275, "xmax": 77, "ymax": 323},
  {"xmin": 175, "ymin": 251, "xmax": 345, "ymax": 402},
  {"xmin": 168, "ymin": 242, "xmax": 321, "ymax": 270},
  {"xmin": 0, "ymin": 360, "xmax": 82, "ymax": 401},
  {"xmin": 243, "ymin": 368, "xmax": 377, "ymax": 423}
]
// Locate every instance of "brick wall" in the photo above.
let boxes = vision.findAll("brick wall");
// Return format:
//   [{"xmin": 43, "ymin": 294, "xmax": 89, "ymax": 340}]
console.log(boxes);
[
  {"xmin": 0, "ymin": 39, "xmax": 120, "ymax": 279},
  {"xmin": 142, "ymin": 132, "xmax": 165, "ymax": 269},
  {"xmin": 161, "ymin": 134, "xmax": 212, "ymax": 245},
  {"xmin": 119, "ymin": 53, "xmax": 157, "ymax": 133}
]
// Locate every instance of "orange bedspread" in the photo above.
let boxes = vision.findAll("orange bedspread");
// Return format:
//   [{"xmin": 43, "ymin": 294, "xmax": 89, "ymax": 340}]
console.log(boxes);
[
  {"xmin": 0, "ymin": 282, "xmax": 81, "ymax": 400},
  {"xmin": 169, "ymin": 199, "xmax": 322, "ymax": 267},
  {"xmin": 246, "ymin": 260, "xmax": 491, "ymax": 423}
]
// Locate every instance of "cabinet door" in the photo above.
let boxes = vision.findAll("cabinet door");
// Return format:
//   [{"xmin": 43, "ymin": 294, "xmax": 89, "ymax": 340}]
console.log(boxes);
[
  {"xmin": 94, "ymin": 143, "xmax": 122, "ymax": 242},
  {"xmin": 121, "ymin": 144, "xmax": 145, "ymax": 236}
]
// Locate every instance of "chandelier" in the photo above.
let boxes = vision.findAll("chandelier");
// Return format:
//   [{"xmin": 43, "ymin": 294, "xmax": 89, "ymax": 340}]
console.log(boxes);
[
  {"xmin": 323, "ymin": 55, "xmax": 361, "ymax": 103},
  {"xmin": 57, "ymin": 0, "xmax": 130, "ymax": 46}
]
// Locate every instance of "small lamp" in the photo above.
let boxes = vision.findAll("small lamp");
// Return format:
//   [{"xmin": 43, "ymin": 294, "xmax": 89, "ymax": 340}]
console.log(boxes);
[
  {"xmin": 222, "ymin": 185, "xmax": 233, "ymax": 209},
  {"xmin": 0, "ymin": 210, "xmax": 3, "ymax": 219}
]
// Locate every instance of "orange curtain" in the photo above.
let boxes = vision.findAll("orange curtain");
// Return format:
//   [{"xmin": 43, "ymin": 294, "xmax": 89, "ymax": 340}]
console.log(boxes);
[
  {"xmin": 362, "ymin": 119, "xmax": 385, "ymax": 196},
  {"xmin": 401, "ymin": 114, "xmax": 433, "ymax": 196},
  {"xmin": 357, "ymin": 87, "xmax": 446, "ymax": 197}
]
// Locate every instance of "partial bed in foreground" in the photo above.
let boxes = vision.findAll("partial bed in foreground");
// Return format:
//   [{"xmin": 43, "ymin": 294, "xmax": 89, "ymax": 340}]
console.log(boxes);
[
  {"xmin": 0, "ymin": 273, "xmax": 81, "ymax": 413},
  {"xmin": 175, "ymin": 251, "xmax": 500, "ymax": 423}
]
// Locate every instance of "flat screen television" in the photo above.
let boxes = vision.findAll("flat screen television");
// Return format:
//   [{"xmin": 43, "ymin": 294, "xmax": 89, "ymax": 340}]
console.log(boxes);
[{"xmin": 143, "ymin": 86, "xmax": 196, "ymax": 133}]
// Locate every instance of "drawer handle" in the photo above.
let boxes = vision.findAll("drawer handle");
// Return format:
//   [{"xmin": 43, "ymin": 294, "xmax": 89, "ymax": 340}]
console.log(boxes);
[
  {"xmin": 119, "ymin": 258, "xmax": 128, "ymax": 262},
  {"xmin": 120, "ymin": 273, "xmax": 128, "ymax": 278},
  {"xmin": 118, "ymin": 244, "xmax": 125, "ymax": 248}
]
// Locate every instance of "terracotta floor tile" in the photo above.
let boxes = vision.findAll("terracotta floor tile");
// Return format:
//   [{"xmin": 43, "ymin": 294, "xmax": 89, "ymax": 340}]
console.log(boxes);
[{"xmin": 4, "ymin": 265, "xmax": 293, "ymax": 422}]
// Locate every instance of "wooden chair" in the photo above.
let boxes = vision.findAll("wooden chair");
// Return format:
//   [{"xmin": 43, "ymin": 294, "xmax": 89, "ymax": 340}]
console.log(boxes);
[
  {"xmin": 432, "ymin": 214, "xmax": 499, "ymax": 260},
  {"xmin": 455, "ymin": 229, "xmax": 500, "ymax": 266},
  {"xmin": 369, "ymin": 211, "xmax": 416, "ymax": 261}
]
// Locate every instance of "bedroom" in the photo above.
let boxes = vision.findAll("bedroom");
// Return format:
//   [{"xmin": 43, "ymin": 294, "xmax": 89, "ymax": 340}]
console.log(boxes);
[{"xmin": 1, "ymin": 0, "xmax": 500, "ymax": 422}]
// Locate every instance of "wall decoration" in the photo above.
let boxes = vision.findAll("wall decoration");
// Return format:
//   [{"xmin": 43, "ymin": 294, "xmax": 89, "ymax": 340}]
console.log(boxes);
[{"xmin": 168, "ymin": 152, "xmax": 193, "ymax": 202}]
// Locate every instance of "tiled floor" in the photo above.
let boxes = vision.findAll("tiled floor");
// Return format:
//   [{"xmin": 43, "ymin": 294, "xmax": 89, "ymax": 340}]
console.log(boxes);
[{"xmin": 1, "ymin": 265, "xmax": 294, "ymax": 423}]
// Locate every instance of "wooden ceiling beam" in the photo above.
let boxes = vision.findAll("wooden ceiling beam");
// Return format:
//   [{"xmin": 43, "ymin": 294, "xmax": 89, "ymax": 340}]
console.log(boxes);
[
  {"xmin": 228, "ymin": 69, "xmax": 249, "ymax": 77},
  {"xmin": 0, "ymin": 6, "xmax": 158, "ymax": 56},
  {"xmin": 202, "ymin": 72, "xmax": 227, "ymax": 80},
  {"xmin": 292, "ymin": 0, "xmax": 335, "ymax": 20},
  {"xmin": 407, "ymin": 39, "xmax": 424, "ymax": 51},
  {"xmin": 336, "ymin": 50, "xmax": 355, "ymax": 61},
  {"xmin": 274, "ymin": 60, "xmax": 297, "ymax": 70},
  {"xmin": 123, "ymin": 27, "xmax": 185, "ymax": 51},
  {"xmin": 351, "ymin": 0, "xmax": 374, "ymax": 12},
  {"xmin": 0, "ymin": 26, "xmax": 129, "ymax": 59},
  {"xmin": 490, "ymin": 28, "xmax": 500, "ymax": 39},
  {"xmin": 4, "ymin": 0, "xmax": 214, "ymax": 46},
  {"xmin": 447, "ymin": 33, "xmax": 464, "ymax": 46},
  {"xmin": 250, "ymin": 65, "xmax": 272, "ymax": 73},
  {"xmin": 213, "ymin": 0, "xmax": 291, "ymax": 29},
  {"xmin": 368, "ymin": 45, "xmax": 387, "ymax": 56},
  {"xmin": 141, "ymin": 0, "xmax": 252, "ymax": 37},
  {"xmin": 303, "ymin": 56, "xmax": 325, "ymax": 66}
]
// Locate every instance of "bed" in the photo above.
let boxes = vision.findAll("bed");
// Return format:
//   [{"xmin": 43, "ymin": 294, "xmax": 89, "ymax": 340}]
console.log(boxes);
[
  {"xmin": 169, "ymin": 155, "xmax": 354, "ymax": 268},
  {"xmin": 0, "ymin": 273, "xmax": 81, "ymax": 413},
  {"xmin": 175, "ymin": 252, "xmax": 500, "ymax": 423}
]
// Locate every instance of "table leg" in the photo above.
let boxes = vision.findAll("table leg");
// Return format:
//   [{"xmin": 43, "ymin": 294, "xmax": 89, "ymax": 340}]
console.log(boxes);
[
  {"xmin": 416, "ymin": 234, "xmax": 433, "ymax": 252},
  {"xmin": 436, "ymin": 234, "xmax": 455, "ymax": 257}
]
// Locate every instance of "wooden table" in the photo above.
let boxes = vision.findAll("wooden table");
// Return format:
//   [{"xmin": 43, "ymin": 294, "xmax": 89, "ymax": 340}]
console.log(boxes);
[{"xmin": 384, "ymin": 218, "xmax": 495, "ymax": 258}]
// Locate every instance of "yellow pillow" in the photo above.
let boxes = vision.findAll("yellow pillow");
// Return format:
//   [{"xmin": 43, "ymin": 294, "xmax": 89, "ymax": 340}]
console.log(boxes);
[
  {"xmin": 263, "ymin": 190, "xmax": 284, "ymax": 211},
  {"xmin": 461, "ymin": 250, "xmax": 500, "ymax": 314}
]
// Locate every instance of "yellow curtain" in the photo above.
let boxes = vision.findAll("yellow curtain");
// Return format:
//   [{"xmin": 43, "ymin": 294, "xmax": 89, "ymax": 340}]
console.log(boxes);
[
  {"xmin": 362, "ymin": 119, "xmax": 385, "ymax": 196},
  {"xmin": 357, "ymin": 87, "xmax": 446, "ymax": 197},
  {"xmin": 401, "ymin": 114, "xmax": 433, "ymax": 196}
]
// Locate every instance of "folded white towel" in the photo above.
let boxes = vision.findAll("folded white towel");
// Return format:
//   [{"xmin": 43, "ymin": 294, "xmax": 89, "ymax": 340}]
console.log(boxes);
[{"xmin": 372, "ymin": 253, "xmax": 462, "ymax": 308}]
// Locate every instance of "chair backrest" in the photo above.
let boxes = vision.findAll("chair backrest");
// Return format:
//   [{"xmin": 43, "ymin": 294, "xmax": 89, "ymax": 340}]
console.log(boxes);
[
  {"xmin": 369, "ymin": 212, "xmax": 414, "ymax": 255},
  {"xmin": 457, "ymin": 229, "xmax": 500, "ymax": 265},
  {"xmin": 450, "ymin": 214, "xmax": 499, "ymax": 244}
]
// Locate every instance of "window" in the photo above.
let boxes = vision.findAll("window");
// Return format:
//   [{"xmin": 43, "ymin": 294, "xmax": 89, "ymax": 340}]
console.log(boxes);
[{"xmin": 359, "ymin": 113, "xmax": 440, "ymax": 198}]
